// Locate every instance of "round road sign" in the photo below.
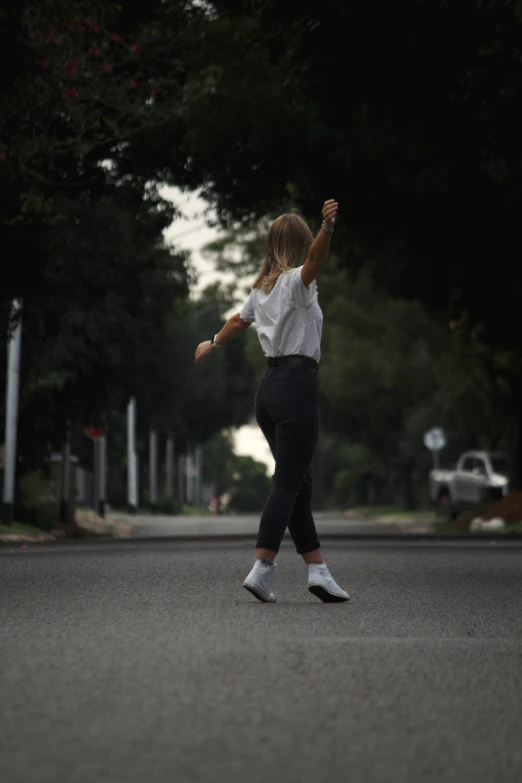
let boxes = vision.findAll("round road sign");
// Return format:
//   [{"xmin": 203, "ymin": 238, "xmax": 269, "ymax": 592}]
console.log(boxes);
[{"xmin": 423, "ymin": 427, "xmax": 446, "ymax": 452}]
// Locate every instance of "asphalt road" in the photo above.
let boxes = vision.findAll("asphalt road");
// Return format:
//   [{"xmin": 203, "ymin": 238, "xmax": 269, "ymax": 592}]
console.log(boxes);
[
  {"xmin": 1, "ymin": 539, "xmax": 521, "ymax": 783},
  {"xmin": 106, "ymin": 510, "xmax": 433, "ymax": 538}
]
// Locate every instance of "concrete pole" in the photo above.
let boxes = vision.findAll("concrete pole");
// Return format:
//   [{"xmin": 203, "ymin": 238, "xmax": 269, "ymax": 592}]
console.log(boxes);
[
  {"xmin": 127, "ymin": 398, "xmax": 137, "ymax": 513},
  {"xmin": 165, "ymin": 435, "xmax": 174, "ymax": 500},
  {"xmin": 98, "ymin": 435, "xmax": 106, "ymax": 518},
  {"xmin": 135, "ymin": 451, "xmax": 139, "ymax": 510},
  {"xmin": 1, "ymin": 300, "xmax": 22, "ymax": 526},
  {"xmin": 149, "ymin": 428, "xmax": 158, "ymax": 511},
  {"xmin": 59, "ymin": 425, "xmax": 71, "ymax": 525}
]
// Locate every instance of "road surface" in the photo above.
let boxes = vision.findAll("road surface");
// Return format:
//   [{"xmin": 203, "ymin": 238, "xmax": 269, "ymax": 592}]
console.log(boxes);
[
  {"xmin": 105, "ymin": 509, "xmax": 433, "ymax": 538},
  {"xmin": 1, "ymin": 539, "xmax": 521, "ymax": 783}
]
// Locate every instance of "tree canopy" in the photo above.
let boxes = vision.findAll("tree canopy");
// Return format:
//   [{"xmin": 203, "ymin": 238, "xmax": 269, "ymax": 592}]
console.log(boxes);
[
  {"xmin": 3, "ymin": 0, "xmax": 522, "ymax": 519},
  {"xmin": 0, "ymin": 1, "xmax": 258, "ymax": 519},
  {"xmin": 185, "ymin": 0, "xmax": 522, "ymax": 489}
]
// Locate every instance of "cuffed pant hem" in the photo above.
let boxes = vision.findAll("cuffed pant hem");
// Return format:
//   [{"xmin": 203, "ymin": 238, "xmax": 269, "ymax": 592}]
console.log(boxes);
[
  {"xmin": 295, "ymin": 541, "xmax": 321, "ymax": 555},
  {"xmin": 256, "ymin": 538, "xmax": 280, "ymax": 553}
]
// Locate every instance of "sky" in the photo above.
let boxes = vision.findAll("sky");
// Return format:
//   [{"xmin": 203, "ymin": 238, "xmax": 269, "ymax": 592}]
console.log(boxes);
[{"xmin": 161, "ymin": 186, "xmax": 275, "ymax": 476}]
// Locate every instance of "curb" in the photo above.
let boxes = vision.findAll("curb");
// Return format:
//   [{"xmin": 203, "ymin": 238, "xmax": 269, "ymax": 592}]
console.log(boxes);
[
  {"xmin": 0, "ymin": 533, "xmax": 56, "ymax": 544},
  {"xmin": 2, "ymin": 532, "xmax": 522, "ymax": 548},
  {"xmin": 0, "ymin": 524, "xmax": 119, "ymax": 546}
]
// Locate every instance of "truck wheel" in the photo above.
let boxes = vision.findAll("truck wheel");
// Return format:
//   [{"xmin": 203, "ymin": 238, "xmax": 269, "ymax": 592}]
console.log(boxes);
[{"xmin": 436, "ymin": 490, "xmax": 454, "ymax": 523}]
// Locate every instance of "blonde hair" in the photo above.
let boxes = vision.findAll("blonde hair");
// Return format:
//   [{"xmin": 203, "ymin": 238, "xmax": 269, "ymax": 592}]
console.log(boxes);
[{"xmin": 252, "ymin": 212, "xmax": 314, "ymax": 294}]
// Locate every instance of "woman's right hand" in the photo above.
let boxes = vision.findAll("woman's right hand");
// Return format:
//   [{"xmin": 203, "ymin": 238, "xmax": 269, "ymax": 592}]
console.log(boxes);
[{"xmin": 322, "ymin": 199, "xmax": 339, "ymax": 229}]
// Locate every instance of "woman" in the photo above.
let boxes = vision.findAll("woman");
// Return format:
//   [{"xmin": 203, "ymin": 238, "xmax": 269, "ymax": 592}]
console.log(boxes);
[{"xmin": 194, "ymin": 199, "xmax": 349, "ymax": 604}]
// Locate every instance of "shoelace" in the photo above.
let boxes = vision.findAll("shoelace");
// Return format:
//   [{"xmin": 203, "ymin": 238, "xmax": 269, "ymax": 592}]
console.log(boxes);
[
  {"xmin": 312, "ymin": 568, "xmax": 336, "ymax": 587},
  {"xmin": 256, "ymin": 558, "xmax": 276, "ymax": 569}
]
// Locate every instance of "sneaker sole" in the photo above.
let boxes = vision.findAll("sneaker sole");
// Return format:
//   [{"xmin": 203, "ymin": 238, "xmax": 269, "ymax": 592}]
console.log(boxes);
[
  {"xmin": 308, "ymin": 584, "xmax": 350, "ymax": 603},
  {"xmin": 243, "ymin": 582, "xmax": 276, "ymax": 603}
]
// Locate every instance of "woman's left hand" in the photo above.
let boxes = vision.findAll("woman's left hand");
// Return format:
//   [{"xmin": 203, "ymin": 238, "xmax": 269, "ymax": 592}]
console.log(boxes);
[{"xmin": 194, "ymin": 340, "xmax": 214, "ymax": 364}]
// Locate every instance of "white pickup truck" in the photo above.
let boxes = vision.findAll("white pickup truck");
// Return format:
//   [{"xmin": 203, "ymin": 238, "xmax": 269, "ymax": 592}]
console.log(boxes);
[{"xmin": 429, "ymin": 451, "xmax": 509, "ymax": 520}]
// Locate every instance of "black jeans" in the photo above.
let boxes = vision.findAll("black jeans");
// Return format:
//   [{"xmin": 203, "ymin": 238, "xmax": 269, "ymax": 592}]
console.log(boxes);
[{"xmin": 255, "ymin": 356, "xmax": 321, "ymax": 554}]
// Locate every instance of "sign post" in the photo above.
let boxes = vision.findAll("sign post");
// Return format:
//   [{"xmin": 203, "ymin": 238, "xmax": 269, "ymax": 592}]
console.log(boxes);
[
  {"xmin": 85, "ymin": 417, "xmax": 107, "ymax": 517},
  {"xmin": 423, "ymin": 427, "xmax": 447, "ymax": 470}
]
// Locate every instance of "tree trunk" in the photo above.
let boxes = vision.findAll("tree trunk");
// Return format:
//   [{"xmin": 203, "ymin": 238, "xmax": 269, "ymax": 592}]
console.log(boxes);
[
  {"xmin": 402, "ymin": 465, "xmax": 416, "ymax": 510},
  {"xmin": 367, "ymin": 475, "xmax": 377, "ymax": 506},
  {"xmin": 384, "ymin": 459, "xmax": 396, "ymax": 505}
]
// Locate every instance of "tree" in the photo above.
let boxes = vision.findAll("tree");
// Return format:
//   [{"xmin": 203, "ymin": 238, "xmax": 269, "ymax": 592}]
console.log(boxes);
[
  {"xmin": 170, "ymin": 0, "xmax": 522, "ymax": 486},
  {"xmin": 319, "ymin": 258, "xmax": 514, "ymax": 507},
  {"xmin": 204, "ymin": 222, "xmax": 511, "ymax": 508},
  {"xmin": 0, "ymin": 0, "xmax": 201, "ymax": 317},
  {"xmin": 228, "ymin": 454, "xmax": 271, "ymax": 513},
  {"xmin": 202, "ymin": 430, "xmax": 236, "ymax": 498},
  {"xmin": 0, "ymin": 1, "xmax": 261, "ymax": 524},
  {"xmin": 0, "ymin": 1, "xmax": 198, "ymax": 179},
  {"xmin": 0, "ymin": 184, "xmax": 258, "ymax": 522}
]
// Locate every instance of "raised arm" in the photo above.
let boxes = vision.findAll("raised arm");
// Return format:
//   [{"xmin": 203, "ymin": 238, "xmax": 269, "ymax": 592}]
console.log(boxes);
[
  {"xmin": 301, "ymin": 199, "xmax": 339, "ymax": 288},
  {"xmin": 194, "ymin": 313, "xmax": 252, "ymax": 365}
]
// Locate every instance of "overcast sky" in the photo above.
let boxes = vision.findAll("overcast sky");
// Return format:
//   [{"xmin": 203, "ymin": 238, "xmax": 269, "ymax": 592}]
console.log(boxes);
[{"xmin": 161, "ymin": 186, "xmax": 274, "ymax": 476}]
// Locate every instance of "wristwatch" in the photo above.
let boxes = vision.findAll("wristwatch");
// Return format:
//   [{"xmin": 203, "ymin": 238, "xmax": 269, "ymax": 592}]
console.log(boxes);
[
  {"xmin": 321, "ymin": 221, "xmax": 334, "ymax": 235},
  {"xmin": 211, "ymin": 334, "xmax": 222, "ymax": 348}
]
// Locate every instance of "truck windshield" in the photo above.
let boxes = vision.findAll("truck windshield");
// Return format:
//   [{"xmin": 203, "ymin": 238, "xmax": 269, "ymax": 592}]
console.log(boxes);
[{"xmin": 490, "ymin": 456, "xmax": 509, "ymax": 476}]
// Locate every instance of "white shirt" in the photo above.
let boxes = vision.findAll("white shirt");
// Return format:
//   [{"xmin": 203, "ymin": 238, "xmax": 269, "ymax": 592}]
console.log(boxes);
[{"xmin": 239, "ymin": 265, "xmax": 323, "ymax": 362}]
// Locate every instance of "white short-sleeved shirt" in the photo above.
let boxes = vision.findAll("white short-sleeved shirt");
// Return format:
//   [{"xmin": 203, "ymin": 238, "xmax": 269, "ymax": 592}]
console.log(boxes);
[{"xmin": 239, "ymin": 265, "xmax": 323, "ymax": 362}]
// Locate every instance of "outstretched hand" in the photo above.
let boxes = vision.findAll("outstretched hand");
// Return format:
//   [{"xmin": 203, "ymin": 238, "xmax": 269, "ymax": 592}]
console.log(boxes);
[
  {"xmin": 194, "ymin": 340, "xmax": 214, "ymax": 364},
  {"xmin": 322, "ymin": 199, "xmax": 338, "ymax": 229}
]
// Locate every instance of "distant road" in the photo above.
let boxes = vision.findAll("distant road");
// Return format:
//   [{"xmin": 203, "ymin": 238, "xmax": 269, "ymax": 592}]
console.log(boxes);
[{"xmin": 106, "ymin": 509, "xmax": 433, "ymax": 538}]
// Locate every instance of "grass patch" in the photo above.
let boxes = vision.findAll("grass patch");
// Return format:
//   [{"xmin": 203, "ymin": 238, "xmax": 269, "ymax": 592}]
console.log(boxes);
[
  {"xmin": 0, "ymin": 522, "xmax": 48, "ymax": 536},
  {"xmin": 108, "ymin": 505, "xmax": 213, "ymax": 516}
]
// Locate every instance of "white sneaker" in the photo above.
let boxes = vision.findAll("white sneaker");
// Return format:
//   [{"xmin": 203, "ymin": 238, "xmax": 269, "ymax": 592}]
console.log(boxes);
[
  {"xmin": 243, "ymin": 559, "xmax": 277, "ymax": 603},
  {"xmin": 308, "ymin": 564, "xmax": 350, "ymax": 603}
]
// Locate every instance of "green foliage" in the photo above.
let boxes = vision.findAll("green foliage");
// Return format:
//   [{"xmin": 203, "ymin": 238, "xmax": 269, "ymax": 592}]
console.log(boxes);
[
  {"xmin": 202, "ymin": 431, "xmax": 236, "ymax": 495},
  {"xmin": 228, "ymin": 455, "xmax": 271, "ymax": 513},
  {"xmin": 320, "ymin": 261, "xmax": 519, "ymax": 505},
  {"xmin": 0, "ymin": 1, "xmax": 197, "ymax": 185},
  {"xmin": 0, "ymin": 3, "xmax": 259, "ymax": 502},
  {"xmin": 142, "ymin": 493, "xmax": 182, "ymax": 516},
  {"xmin": 172, "ymin": 1, "xmax": 522, "ymax": 486},
  {"xmin": 0, "ymin": 521, "xmax": 50, "ymax": 536},
  {"xmin": 204, "ymin": 223, "xmax": 515, "ymax": 508},
  {"xmin": 333, "ymin": 444, "xmax": 387, "ymax": 507},
  {"xmin": 178, "ymin": 284, "xmax": 257, "ymax": 443},
  {"xmin": 201, "ymin": 432, "xmax": 272, "ymax": 511},
  {"xmin": 3, "ymin": 0, "xmax": 522, "ymax": 512},
  {"xmin": 202, "ymin": 220, "xmax": 270, "ymax": 284}
]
